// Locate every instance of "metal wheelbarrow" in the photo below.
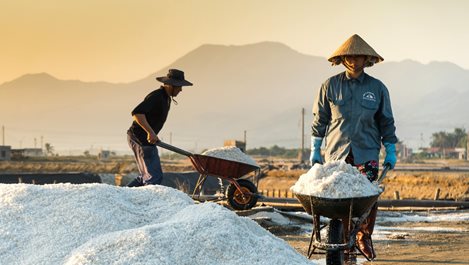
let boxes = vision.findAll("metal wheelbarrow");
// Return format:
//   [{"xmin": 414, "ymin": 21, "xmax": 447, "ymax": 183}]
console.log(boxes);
[
  {"xmin": 294, "ymin": 164, "xmax": 391, "ymax": 265},
  {"xmin": 157, "ymin": 141, "xmax": 261, "ymax": 210}
]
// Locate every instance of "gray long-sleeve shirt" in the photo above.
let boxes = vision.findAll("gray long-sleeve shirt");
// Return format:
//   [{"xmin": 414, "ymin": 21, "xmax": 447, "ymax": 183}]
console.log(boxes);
[{"xmin": 312, "ymin": 71, "xmax": 397, "ymax": 164}]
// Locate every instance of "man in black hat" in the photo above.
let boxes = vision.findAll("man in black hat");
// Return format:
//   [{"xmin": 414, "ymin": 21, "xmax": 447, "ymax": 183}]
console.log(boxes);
[{"xmin": 127, "ymin": 69, "xmax": 193, "ymax": 187}]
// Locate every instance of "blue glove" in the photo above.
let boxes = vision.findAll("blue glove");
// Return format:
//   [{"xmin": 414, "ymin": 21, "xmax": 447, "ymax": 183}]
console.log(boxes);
[
  {"xmin": 310, "ymin": 136, "xmax": 323, "ymax": 165},
  {"xmin": 383, "ymin": 142, "xmax": 397, "ymax": 169}
]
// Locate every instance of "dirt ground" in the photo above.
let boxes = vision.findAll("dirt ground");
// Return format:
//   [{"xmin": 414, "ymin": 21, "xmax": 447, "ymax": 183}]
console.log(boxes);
[
  {"xmin": 258, "ymin": 161, "xmax": 469, "ymax": 264},
  {"xmin": 276, "ymin": 219, "xmax": 469, "ymax": 265}
]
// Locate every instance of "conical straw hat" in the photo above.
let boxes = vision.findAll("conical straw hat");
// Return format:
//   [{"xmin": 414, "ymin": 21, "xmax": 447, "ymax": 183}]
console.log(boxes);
[{"xmin": 328, "ymin": 34, "xmax": 384, "ymax": 67}]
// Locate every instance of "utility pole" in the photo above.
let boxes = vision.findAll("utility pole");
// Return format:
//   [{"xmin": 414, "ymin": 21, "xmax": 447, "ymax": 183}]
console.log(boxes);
[
  {"xmin": 298, "ymin": 108, "xmax": 305, "ymax": 163},
  {"xmin": 466, "ymin": 132, "xmax": 469, "ymax": 161},
  {"xmin": 301, "ymin": 108, "xmax": 305, "ymax": 154},
  {"xmin": 2, "ymin": 125, "xmax": 4, "ymax": 146},
  {"xmin": 244, "ymin": 130, "xmax": 247, "ymax": 149},
  {"xmin": 420, "ymin": 133, "xmax": 424, "ymax": 149},
  {"xmin": 169, "ymin": 132, "xmax": 173, "ymax": 160}
]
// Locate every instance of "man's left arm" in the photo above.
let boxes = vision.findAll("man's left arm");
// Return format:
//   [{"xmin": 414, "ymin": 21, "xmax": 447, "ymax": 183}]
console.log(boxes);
[{"xmin": 377, "ymin": 84, "xmax": 398, "ymax": 168}]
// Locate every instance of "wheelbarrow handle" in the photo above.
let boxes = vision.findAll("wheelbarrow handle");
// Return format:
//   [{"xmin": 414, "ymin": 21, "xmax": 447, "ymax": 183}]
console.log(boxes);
[
  {"xmin": 156, "ymin": 141, "xmax": 193, "ymax": 157},
  {"xmin": 374, "ymin": 163, "xmax": 391, "ymax": 185}
]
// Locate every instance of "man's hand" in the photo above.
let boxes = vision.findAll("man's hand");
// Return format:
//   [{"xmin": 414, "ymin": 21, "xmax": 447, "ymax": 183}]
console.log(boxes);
[
  {"xmin": 310, "ymin": 136, "xmax": 323, "ymax": 165},
  {"xmin": 132, "ymin": 114, "xmax": 159, "ymax": 145},
  {"xmin": 383, "ymin": 142, "xmax": 397, "ymax": 169},
  {"xmin": 147, "ymin": 132, "xmax": 159, "ymax": 145}
]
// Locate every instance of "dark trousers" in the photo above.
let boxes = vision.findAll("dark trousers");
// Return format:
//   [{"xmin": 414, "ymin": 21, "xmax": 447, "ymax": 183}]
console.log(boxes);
[
  {"xmin": 344, "ymin": 150, "xmax": 379, "ymax": 259},
  {"xmin": 127, "ymin": 134, "xmax": 163, "ymax": 186}
]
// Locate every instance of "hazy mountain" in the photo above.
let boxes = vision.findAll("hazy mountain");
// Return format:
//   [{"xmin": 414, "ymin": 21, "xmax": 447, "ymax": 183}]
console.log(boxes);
[
  {"xmin": 367, "ymin": 60, "xmax": 469, "ymax": 147},
  {"xmin": 1, "ymin": 42, "xmax": 468, "ymax": 152}
]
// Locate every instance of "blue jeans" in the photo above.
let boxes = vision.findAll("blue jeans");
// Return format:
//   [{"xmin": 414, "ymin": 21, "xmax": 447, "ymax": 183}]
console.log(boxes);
[{"xmin": 127, "ymin": 134, "xmax": 163, "ymax": 185}]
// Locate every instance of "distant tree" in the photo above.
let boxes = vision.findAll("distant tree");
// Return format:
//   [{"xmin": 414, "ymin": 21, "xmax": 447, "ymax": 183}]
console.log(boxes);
[
  {"xmin": 430, "ymin": 128, "xmax": 467, "ymax": 148},
  {"xmin": 84, "ymin": 150, "xmax": 90, "ymax": 157},
  {"xmin": 247, "ymin": 147, "xmax": 269, "ymax": 156},
  {"xmin": 453, "ymin": 128, "xmax": 467, "ymax": 148},
  {"xmin": 247, "ymin": 145, "xmax": 300, "ymax": 158},
  {"xmin": 44, "ymin": 143, "xmax": 54, "ymax": 156}
]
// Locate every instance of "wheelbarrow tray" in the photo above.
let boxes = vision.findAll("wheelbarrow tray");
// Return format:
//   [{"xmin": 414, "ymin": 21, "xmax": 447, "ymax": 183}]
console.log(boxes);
[
  {"xmin": 190, "ymin": 154, "xmax": 259, "ymax": 179},
  {"xmin": 156, "ymin": 141, "xmax": 259, "ymax": 179},
  {"xmin": 295, "ymin": 193, "xmax": 381, "ymax": 219}
]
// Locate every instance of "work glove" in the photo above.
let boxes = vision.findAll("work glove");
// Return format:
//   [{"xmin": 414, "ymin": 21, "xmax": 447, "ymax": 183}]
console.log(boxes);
[
  {"xmin": 383, "ymin": 142, "xmax": 397, "ymax": 169},
  {"xmin": 309, "ymin": 136, "xmax": 323, "ymax": 166}
]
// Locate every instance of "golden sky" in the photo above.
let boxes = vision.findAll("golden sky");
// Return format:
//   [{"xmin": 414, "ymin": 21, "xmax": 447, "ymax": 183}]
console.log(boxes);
[{"xmin": 1, "ymin": 0, "xmax": 469, "ymax": 84}]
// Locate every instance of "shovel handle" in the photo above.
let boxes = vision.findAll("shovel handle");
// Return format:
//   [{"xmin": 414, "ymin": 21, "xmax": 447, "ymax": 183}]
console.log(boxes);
[
  {"xmin": 374, "ymin": 163, "xmax": 391, "ymax": 184},
  {"xmin": 156, "ymin": 141, "xmax": 193, "ymax": 157}
]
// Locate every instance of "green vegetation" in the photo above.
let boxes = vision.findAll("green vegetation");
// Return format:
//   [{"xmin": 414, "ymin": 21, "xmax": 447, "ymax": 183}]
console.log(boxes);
[
  {"xmin": 430, "ymin": 128, "xmax": 467, "ymax": 148},
  {"xmin": 44, "ymin": 143, "xmax": 55, "ymax": 156},
  {"xmin": 247, "ymin": 145, "xmax": 302, "ymax": 158}
]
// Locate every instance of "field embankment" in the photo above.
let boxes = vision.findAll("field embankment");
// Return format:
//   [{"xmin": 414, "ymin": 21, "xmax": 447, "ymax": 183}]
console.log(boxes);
[{"xmin": 1, "ymin": 158, "xmax": 468, "ymax": 201}]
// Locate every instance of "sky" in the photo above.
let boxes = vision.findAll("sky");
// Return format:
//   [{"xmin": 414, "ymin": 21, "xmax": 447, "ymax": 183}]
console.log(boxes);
[{"xmin": 2, "ymin": 0, "xmax": 469, "ymax": 85}]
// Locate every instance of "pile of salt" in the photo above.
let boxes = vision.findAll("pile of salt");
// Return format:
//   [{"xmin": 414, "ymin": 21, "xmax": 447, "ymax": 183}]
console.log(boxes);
[
  {"xmin": 290, "ymin": 161, "xmax": 381, "ymax": 198},
  {"xmin": 202, "ymin": 146, "xmax": 258, "ymax": 167}
]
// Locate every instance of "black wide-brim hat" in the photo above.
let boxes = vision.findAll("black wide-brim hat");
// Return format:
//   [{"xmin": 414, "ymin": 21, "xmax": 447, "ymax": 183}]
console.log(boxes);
[{"xmin": 156, "ymin": 69, "xmax": 193, "ymax": 86}]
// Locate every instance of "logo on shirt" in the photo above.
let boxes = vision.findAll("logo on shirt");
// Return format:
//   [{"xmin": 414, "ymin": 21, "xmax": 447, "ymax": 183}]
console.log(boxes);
[{"xmin": 363, "ymin": 92, "xmax": 376, "ymax": 102}]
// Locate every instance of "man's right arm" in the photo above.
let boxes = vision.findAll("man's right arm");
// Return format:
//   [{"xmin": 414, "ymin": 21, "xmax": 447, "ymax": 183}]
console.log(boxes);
[
  {"xmin": 132, "ymin": 114, "xmax": 158, "ymax": 144},
  {"xmin": 310, "ymin": 83, "xmax": 331, "ymax": 165},
  {"xmin": 312, "ymin": 83, "xmax": 331, "ymax": 137}
]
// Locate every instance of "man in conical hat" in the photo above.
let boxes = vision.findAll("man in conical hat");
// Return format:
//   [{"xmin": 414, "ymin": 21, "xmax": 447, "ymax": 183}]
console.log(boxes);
[{"xmin": 310, "ymin": 34, "xmax": 398, "ymax": 261}]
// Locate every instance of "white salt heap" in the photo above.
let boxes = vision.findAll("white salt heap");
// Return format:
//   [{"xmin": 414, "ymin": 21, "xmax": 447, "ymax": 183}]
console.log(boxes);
[
  {"xmin": 0, "ymin": 183, "xmax": 314, "ymax": 265},
  {"xmin": 202, "ymin": 146, "xmax": 258, "ymax": 167},
  {"xmin": 290, "ymin": 161, "xmax": 381, "ymax": 198}
]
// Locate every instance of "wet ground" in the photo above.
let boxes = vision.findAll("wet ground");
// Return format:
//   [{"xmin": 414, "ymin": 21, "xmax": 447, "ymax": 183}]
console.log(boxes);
[{"xmin": 259, "ymin": 210, "xmax": 469, "ymax": 265}]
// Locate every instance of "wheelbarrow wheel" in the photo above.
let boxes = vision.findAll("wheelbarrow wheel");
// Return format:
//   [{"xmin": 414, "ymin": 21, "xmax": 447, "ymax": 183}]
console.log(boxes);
[
  {"xmin": 226, "ymin": 179, "xmax": 258, "ymax": 210},
  {"xmin": 326, "ymin": 219, "xmax": 344, "ymax": 265}
]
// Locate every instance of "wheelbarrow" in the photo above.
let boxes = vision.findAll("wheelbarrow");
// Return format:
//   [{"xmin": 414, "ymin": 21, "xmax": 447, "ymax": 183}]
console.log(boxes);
[
  {"xmin": 294, "ymin": 164, "xmax": 391, "ymax": 265},
  {"xmin": 156, "ymin": 141, "xmax": 261, "ymax": 210}
]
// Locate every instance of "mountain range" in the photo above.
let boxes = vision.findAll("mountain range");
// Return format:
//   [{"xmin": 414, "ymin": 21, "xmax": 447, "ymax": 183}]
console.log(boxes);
[{"xmin": 1, "ymin": 42, "xmax": 468, "ymax": 153}]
